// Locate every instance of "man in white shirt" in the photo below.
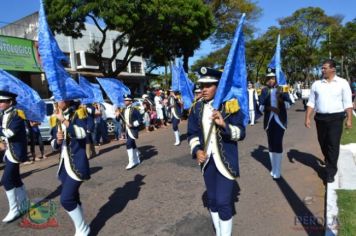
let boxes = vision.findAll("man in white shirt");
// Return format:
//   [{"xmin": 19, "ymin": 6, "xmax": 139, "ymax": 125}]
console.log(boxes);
[{"xmin": 305, "ymin": 59, "xmax": 353, "ymax": 183}]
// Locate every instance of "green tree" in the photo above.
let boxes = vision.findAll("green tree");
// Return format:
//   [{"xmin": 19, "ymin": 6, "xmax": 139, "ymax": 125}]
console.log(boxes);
[
  {"xmin": 205, "ymin": 0, "xmax": 262, "ymax": 43},
  {"xmin": 278, "ymin": 7, "xmax": 341, "ymax": 82},
  {"xmin": 45, "ymin": 0, "xmax": 214, "ymax": 76},
  {"xmin": 321, "ymin": 19, "xmax": 356, "ymax": 79}
]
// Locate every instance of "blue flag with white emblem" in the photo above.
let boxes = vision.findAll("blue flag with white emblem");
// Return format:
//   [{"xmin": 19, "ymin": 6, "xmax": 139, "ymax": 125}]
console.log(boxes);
[
  {"xmin": 38, "ymin": 0, "xmax": 87, "ymax": 101},
  {"xmin": 268, "ymin": 34, "xmax": 287, "ymax": 86},
  {"xmin": 96, "ymin": 78, "xmax": 131, "ymax": 107},
  {"xmin": 212, "ymin": 13, "xmax": 248, "ymax": 127},
  {"xmin": 79, "ymin": 76, "xmax": 104, "ymax": 104},
  {"xmin": 0, "ymin": 69, "xmax": 46, "ymax": 122},
  {"xmin": 177, "ymin": 64, "xmax": 194, "ymax": 110}
]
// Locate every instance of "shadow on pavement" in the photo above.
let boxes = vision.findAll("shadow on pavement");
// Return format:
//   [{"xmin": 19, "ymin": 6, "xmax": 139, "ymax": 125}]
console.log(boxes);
[
  {"xmin": 89, "ymin": 174, "xmax": 146, "ymax": 236},
  {"xmin": 95, "ymin": 144, "xmax": 122, "ymax": 157},
  {"xmin": 44, "ymin": 166, "xmax": 103, "ymax": 201},
  {"xmin": 138, "ymin": 145, "xmax": 158, "ymax": 162},
  {"xmin": 287, "ymin": 149, "xmax": 325, "ymax": 182},
  {"xmin": 251, "ymin": 145, "xmax": 324, "ymax": 236},
  {"xmin": 201, "ymin": 181, "xmax": 240, "ymax": 217},
  {"xmin": 180, "ymin": 133, "xmax": 188, "ymax": 142}
]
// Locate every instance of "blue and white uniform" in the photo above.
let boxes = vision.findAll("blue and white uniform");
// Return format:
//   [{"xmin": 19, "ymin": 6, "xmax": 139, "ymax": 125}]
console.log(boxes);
[
  {"xmin": 121, "ymin": 104, "xmax": 141, "ymax": 169},
  {"xmin": 259, "ymin": 86, "xmax": 291, "ymax": 179},
  {"xmin": 0, "ymin": 104, "xmax": 29, "ymax": 222},
  {"xmin": 168, "ymin": 94, "xmax": 182, "ymax": 145},
  {"xmin": 51, "ymin": 108, "xmax": 90, "ymax": 212},
  {"xmin": 188, "ymin": 99, "xmax": 245, "ymax": 227}
]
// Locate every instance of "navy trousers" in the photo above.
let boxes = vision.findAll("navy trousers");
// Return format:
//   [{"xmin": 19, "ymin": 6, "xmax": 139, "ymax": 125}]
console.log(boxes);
[
  {"xmin": 171, "ymin": 116, "xmax": 180, "ymax": 131},
  {"xmin": 126, "ymin": 133, "xmax": 137, "ymax": 149},
  {"xmin": 204, "ymin": 158, "xmax": 234, "ymax": 221},
  {"xmin": 315, "ymin": 113, "xmax": 344, "ymax": 178},
  {"xmin": 59, "ymin": 166, "xmax": 82, "ymax": 211},
  {"xmin": 1, "ymin": 157, "xmax": 23, "ymax": 190},
  {"xmin": 266, "ymin": 118, "xmax": 285, "ymax": 153}
]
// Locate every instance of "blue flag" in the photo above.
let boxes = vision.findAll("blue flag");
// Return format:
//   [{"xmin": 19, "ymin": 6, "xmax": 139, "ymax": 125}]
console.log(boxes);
[
  {"xmin": 177, "ymin": 64, "xmax": 194, "ymax": 110},
  {"xmin": 171, "ymin": 65, "xmax": 180, "ymax": 92},
  {"xmin": 79, "ymin": 76, "xmax": 104, "ymax": 104},
  {"xmin": 91, "ymin": 83, "xmax": 105, "ymax": 104},
  {"xmin": 212, "ymin": 13, "xmax": 249, "ymax": 127},
  {"xmin": 0, "ymin": 69, "xmax": 46, "ymax": 122},
  {"xmin": 268, "ymin": 34, "xmax": 287, "ymax": 85},
  {"xmin": 38, "ymin": 0, "xmax": 87, "ymax": 101},
  {"xmin": 96, "ymin": 78, "xmax": 131, "ymax": 107}
]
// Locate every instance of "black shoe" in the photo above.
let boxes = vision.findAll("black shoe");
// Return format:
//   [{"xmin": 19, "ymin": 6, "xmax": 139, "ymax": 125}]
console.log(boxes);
[{"xmin": 326, "ymin": 175, "xmax": 335, "ymax": 183}]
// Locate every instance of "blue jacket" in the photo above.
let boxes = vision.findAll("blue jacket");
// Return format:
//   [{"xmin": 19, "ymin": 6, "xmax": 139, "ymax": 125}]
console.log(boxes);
[
  {"xmin": 187, "ymin": 99, "xmax": 246, "ymax": 178},
  {"xmin": 168, "ymin": 95, "xmax": 182, "ymax": 119},
  {"xmin": 0, "ymin": 107, "xmax": 28, "ymax": 163},
  {"xmin": 51, "ymin": 108, "xmax": 90, "ymax": 181},
  {"xmin": 259, "ymin": 87, "xmax": 291, "ymax": 130},
  {"xmin": 121, "ymin": 106, "xmax": 142, "ymax": 139}
]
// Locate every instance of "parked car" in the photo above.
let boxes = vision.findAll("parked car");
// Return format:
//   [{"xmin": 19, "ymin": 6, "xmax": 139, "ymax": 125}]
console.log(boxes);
[
  {"xmin": 101, "ymin": 102, "xmax": 116, "ymax": 134},
  {"xmin": 37, "ymin": 99, "xmax": 55, "ymax": 142}
]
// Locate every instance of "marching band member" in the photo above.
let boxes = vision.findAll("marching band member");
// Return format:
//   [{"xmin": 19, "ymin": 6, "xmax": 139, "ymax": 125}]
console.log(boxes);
[
  {"xmin": 187, "ymin": 68, "xmax": 246, "ymax": 236},
  {"xmin": 259, "ymin": 68, "xmax": 292, "ymax": 180},
  {"xmin": 168, "ymin": 90, "xmax": 182, "ymax": 146},
  {"xmin": 247, "ymin": 81, "xmax": 259, "ymax": 125},
  {"xmin": 51, "ymin": 100, "xmax": 90, "ymax": 235},
  {"xmin": 0, "ymin": 90, "xmax": 29, "ymax": 223},
  {"xmin": 118, "ymin": 94, "xmax": 142, "ymax": 170}
]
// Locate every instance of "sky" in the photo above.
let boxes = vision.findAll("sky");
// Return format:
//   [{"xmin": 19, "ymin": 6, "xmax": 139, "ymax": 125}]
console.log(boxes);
[{"xmin": 0, "ymin": 0, "xmax": 355, "ymax": 67}]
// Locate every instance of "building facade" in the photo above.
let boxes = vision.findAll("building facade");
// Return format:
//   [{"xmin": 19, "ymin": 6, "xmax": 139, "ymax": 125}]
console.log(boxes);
[{"xmin": 0, "ymin": 12, "xmax": 147, "ymax": 98}]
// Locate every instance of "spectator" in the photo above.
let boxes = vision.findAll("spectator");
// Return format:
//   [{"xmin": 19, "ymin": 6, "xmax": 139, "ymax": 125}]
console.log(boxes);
[
  {"xmin": 305, "ymin": 59, "xmax": 353, "ymax": 183},
  {"xmin": 29, "ymin": 120, "xmax": 45, "ymax": 161}
]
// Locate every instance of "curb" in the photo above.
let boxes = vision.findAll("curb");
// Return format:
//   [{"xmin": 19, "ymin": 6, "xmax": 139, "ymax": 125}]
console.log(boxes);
[{"xmin": 325, "ymin": 144, "xmax": 356, "ymax": 236}]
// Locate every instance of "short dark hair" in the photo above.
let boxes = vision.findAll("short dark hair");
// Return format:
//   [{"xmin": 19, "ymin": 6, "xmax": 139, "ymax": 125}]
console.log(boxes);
[{"xmin": 322, "ymin": 59, "xmax": 336, "ymax": 68}]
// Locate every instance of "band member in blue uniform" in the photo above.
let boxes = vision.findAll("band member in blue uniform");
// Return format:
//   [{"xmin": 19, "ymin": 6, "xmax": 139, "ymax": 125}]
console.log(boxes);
[
  {"xmin": 0, "ymin": 91, "xmax": 29, "ymax": 223},
  {"xmin": 187, "ymin": 68, "xmax": 246, "ymax": 236},
  {"xmin": 118, "ymin": 94, "xmax": 142, "ymax": 170},
  {"xmin": 259, "ymin": 68, "xmax": 291, "ymax": 180},
  {"xmin": 168, "ymin": 90, "xmax": 182, "ymax": 145},
  {"xmin": 51, "ymin": 100, "xmax": 90, "ymax": 235}
]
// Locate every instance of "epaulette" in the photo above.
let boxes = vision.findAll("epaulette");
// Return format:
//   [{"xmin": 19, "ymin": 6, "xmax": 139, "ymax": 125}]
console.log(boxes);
[
  {"xmin": 49, "ymin": 115, "xmax": 57, "ymax": 128},
  {"xmin": 75, "ymin": 107, "xmax": 88, "ymax": 119},
  {"xmin": 225, "ymin": 99, "xmax": 240, "ymax": 114},
  {"xmin": 17, "ymin": 109, "xmax": 26, "ymax": 120}
]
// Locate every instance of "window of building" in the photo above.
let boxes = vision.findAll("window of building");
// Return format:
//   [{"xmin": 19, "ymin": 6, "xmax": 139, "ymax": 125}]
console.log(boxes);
[
  {"xmin": 116, "ymin": 59, "xmax": 128, "ymax": 72},
  {"xmin": 131, "ymin": 61, "xmax": 142, "ymax": 74}
]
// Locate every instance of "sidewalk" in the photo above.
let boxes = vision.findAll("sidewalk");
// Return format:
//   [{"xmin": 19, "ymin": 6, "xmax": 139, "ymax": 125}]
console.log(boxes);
[{"xmin": 325, "ymin": 143, "xmax": 356, "ymax": 235}]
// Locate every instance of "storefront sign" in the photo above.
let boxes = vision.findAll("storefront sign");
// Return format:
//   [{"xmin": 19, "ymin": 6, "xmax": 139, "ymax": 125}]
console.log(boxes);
[{"xmin": 0, "ymin": 35, "xmax": 41, "ymax": 72}]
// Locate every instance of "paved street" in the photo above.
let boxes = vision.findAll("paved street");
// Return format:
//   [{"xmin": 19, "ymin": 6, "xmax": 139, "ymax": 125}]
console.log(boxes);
[{"xmin": 0, "ymin": 101, "xmax": 325, "ymax": 236}]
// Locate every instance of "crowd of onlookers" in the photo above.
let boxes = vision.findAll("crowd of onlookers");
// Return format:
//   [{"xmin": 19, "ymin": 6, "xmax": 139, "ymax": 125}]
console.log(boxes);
[{"xmin": 8, "ymin": 87, "xmax": 180, "ymax": 165}]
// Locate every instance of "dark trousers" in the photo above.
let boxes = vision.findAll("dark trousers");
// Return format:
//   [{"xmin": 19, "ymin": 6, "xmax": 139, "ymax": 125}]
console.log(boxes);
[
  {"xmin": 59, "ymin": 166, "xmax": 82, "ymax": 211},
  {"xmin": 204, "ymin": 158, "xmax": 234, "ymax": 221},
  {"xmin": 266, "ymin": 118, "xmax": 285, "ymax": 153},
  {"xmin": 126, "ymin": 134, "xmax": 137, "ymax": 149},
  {"xmin": 30, "ymin": 131, "xmax": 44, "ymax": 156},
  {"xmin": 171, "ymin": 116, "xmax": 180, "ymax": 131},
  {"xmin": 1, "ymin": 157, "xmax": 23, "ymax": 190},
  {"xmin": 315, "ymin": 113, "xmax": 344, "ymax": 178}
]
